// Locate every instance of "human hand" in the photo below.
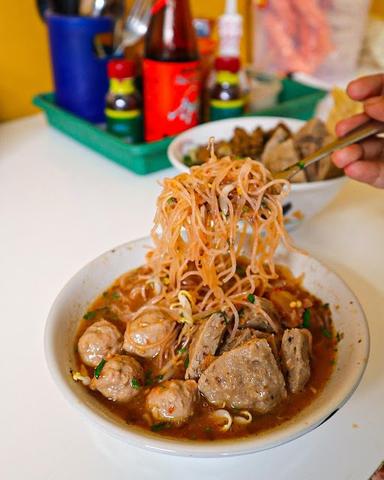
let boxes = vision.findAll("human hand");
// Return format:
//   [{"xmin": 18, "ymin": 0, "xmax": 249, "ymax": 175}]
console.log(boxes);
[{"xmin": 331, "ymin": 74, "xmax": 384, "ymax": 188}]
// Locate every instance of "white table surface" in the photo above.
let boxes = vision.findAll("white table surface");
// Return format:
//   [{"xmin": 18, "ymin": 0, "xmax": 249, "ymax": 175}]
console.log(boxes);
[{"xmin": 1, "ymin": 114, "xmax": 384, "ymax": 480}]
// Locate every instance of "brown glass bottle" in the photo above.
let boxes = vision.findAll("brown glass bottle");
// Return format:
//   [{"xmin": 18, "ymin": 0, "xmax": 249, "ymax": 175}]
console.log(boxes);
[{"xmin": 143, "ymin": 0, "xmax": 201, "ymax": 141}]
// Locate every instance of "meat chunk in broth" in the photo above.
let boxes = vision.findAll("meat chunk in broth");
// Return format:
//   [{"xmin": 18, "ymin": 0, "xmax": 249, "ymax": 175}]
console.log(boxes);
[
  {"xmin": 198, "ymin": 338, "xmax": 287, "ymax": 413},
  {"xmin": 239, "ymin": 297, "xmax": 281, "ymax": 333},
  {"xmin": 220, "ymin": 328, "xmax": 259, "ymax": 353},
  {"xmin": 281, "ymin": 328, "xmax": 312, "ymax": 393},
  {"xmin": 123, "ymin": 310, "xmax": 175, "ymax": 358},
  {"xmin": 185, "ymin": 313, "xmax": 227, "ymax": 380},
  {"xmin": 91, "ymin": 354, "xmax": 144, "ymax": 402},
  {"xmin": 78, "ymin": 319, "xmax": 123, "ymax": 367},
  {"xmin": 146, "ymin": 380, "xmax": 198, "ymax": 425}
]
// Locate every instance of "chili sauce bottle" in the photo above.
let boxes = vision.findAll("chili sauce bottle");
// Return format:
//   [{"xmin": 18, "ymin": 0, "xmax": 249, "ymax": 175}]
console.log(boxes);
[
  {"xmin": 209, "ymin": 56, "xmax": 245, "ymax": 121},
  {"xmin": 143, "ymin": 0, "xmax": 201, "ymax": 142},
  {"xmin": 105, "ymin": 59, "xmax": 143, "ymax": 143}
]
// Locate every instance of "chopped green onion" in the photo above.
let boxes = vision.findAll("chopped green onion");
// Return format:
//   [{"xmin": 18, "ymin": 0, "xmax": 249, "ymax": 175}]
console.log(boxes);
[
  {"xmin": 111, "ymin": 291, "xmax": 120, "ymax": 300},
  {"xmin": 302, "ymin": 308, "xmax": 311, "ymax": 328},
  {"xmin": 183, "ymin": 155, "xmax": 193, "ymax": 167},
  {"xmin": 151, "ymin": 422, "xmax": 169, "ymax": 432},
  {"xmin": 247, "ymin": 293, "xmax": 255, "ymax": 304},
  {"xmin": 322, "ymin": 328, "xmax": 332, "ymax": 339},
  {"xmin": 167, "ymin": 197, "xmax": 177, "ymax": 205},
  {"xmin": 177, "ymin": 347, "xmax": 187, "ymax": 354},
  {"xmin": 184, "ymin": 355, "xmax": 190, "ymax": 369},
  {"xmin": 83, "ymin": 311, "xmax": 96, "ymax": 320},
  {"xmin": 155, "ymin": 374, "xmax": 164, "ymax": 383},
  {"xmin": 130, "ymin": 377, "xmax": 142, "ymax": 389},
  {"xmin": 94, "ymin": 359, "xmax": 106, "ymax": 379},
  {"xmin": 297, "ymin": 160, "xmax": 305, "ymax": 170}
]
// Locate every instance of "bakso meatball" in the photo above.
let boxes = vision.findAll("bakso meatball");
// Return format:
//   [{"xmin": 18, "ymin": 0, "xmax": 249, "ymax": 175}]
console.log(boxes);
[
  {"xmin": 123, "ymin": 310, "xmax": 175, "ymax": 358},
  {"xmin": 78, "ymin": 319, "xmax": 123, "ymax": 367},
  {"xmin": 91, "ymin": 354, "xmax": 144, "ymax": 402},
  {"xmin": 146, "ymin": 380, "xmax": 198, "ymax": 425}
]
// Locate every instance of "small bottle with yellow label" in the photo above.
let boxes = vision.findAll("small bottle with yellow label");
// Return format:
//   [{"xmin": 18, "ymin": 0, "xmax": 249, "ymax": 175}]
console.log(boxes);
[
  {"xmin": 209, "ymin": 56, "xmax": 245, "ymax": 121},
  {"xmin": 105, "ymin": 59, "xmax": 143, "ymax": 143}
]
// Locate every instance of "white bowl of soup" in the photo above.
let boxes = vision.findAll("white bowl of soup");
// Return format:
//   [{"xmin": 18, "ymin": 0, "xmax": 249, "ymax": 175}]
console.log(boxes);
[
  {"xmin": 167, "ymin": 116, "xmax": 346, "ymax": 230},
  {"xmin": 45, "ymin": 237, "xmax": 369, "ymax": 457}
]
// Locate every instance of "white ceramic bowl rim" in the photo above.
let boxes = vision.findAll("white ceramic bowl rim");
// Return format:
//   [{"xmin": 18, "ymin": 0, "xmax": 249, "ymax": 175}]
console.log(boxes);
[{"xmin": 45, "ymin": 237, "xmax": 369, "ymax": 458}]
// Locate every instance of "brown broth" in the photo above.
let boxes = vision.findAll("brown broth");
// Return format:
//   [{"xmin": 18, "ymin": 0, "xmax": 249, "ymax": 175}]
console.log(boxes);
[{"xmin": 74, "ymin": 265, "xmax": 336, "ymax": 441}]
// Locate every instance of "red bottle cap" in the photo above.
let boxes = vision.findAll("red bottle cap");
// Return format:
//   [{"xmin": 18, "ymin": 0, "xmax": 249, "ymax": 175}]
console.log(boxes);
[
  {"xmin": 107, "ymin": 59, "xmax": 136, "ymax": 79},
  {"xmin": 214, "ymin": 56, "xmax": 241, "ymax": 73}
]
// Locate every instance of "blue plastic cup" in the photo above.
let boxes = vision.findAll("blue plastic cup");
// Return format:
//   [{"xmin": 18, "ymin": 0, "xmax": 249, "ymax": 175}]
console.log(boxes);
[{"xmin": 47, "ymin": 14, "xmax": 114, "ymax": 123}]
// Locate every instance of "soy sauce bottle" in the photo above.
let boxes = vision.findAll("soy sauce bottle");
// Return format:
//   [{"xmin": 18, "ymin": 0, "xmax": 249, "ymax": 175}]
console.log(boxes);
[
  {"xmin": 209, "ymin": 56, "xmax": 245, "ymax": 121},
  {"xmin": 143, "ymin": 0, "xmax": 201, "ymax": 141},
  {"xmin": 105, "ymin": 59, "xmax": 143, "ymax": 143}
]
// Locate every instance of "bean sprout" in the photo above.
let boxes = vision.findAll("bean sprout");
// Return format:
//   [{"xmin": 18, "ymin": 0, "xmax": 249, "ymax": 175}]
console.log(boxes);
[
  {"xmin": 211, "ymin": 409, "xmax": 233, "ymax": 432},
  {"xmin": 233, "ymin": 410, "xmax": 253, "ymax": 425}
]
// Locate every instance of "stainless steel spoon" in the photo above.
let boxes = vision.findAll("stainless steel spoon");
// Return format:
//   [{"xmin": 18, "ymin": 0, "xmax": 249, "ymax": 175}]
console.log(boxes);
[{"xmin": 273, "ymin": 120, "xmax": 384, "ymax": 181}]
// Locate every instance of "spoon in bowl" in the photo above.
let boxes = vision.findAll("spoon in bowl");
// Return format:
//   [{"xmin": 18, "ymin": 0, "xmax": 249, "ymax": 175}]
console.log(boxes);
[{"xmin": 273, "ymin": 120, "xmax": 384, "ymax": 181}]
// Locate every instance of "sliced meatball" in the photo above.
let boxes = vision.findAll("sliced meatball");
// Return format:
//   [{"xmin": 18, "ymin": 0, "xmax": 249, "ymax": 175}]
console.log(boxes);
[
  {"xmin": 146, "ymin": 380, "xmax": 198, "ymax": 425},
  {"xmin": 239, "ymin": 297, "xmax": 281, "ymax": 333},
  {"xmin": 78, "ymin": 319, "xmax": 123, "ymax": 367},
  {"xmin": 91, "ymin": 354, "xmax": 144, "ymax": 402},
  {"xmin": 198, "ymin": 338, "xmax": 287, "ymax": 413},
  {"xmin": 281, "ymin": 328, "xmax": 312, "ymax": 393},
  {"xmin": 185, "ymin": 313, "xmax": 226, "ymax": 380},
  {"xmin": 123, "ymin": 310, "xmax": 175, "ymax": 358}
]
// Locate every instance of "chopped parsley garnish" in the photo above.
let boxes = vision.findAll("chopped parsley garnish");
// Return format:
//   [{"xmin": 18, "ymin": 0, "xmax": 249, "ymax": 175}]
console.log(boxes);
[
  {"xmin": 297, "ymin": 160, "xmax": 305, "ymax": 170},
  {"xmin": 184, "ymin": 355, "xmax": 190, "ymax": 369},
  {"xmin": 322, "ymin": 327, "xmax": 332, "ymax": 339},
  {"xmin": 302, "ymin": 308, "xmax": 311, "ymax": 328},
  {"xmin": 177, "ymin": 347, "xmax": 187, "ymax": 354},
  {"xmin": 83, "ymin": 311, "xmax": 96, "ymax": 320},
  {"xmin": 150, "ymin": 422, "xmax": 169, "ymax": 432},
  {"xmin": 111, "ymin": 291, "xmax": 120, "ymax": 300},
  {"xmin": 94, "ymin": 359, "xmax": 106, "ymax": 379},
  {"xmin": 247, "ymin": 293, "xmax": 256, "ymax": 304},
  {"xmin": 130, "ymin": 377, "xmax": 142, "ymax": 389},
  {"xmin": 167, "ymin": 197, "xmax": 177, "ymax": 205}
]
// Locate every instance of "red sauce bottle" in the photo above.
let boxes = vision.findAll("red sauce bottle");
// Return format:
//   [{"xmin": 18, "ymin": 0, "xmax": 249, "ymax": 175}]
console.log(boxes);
[{"xmin": 143, "ymin": 0, "xmax": 200, "ymax": 142}]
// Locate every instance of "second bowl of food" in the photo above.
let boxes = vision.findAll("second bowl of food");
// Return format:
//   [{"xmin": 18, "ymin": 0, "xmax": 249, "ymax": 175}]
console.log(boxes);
[{"xmin": 167, "ymin": 116, "xmax": 346, "ymax": 230}]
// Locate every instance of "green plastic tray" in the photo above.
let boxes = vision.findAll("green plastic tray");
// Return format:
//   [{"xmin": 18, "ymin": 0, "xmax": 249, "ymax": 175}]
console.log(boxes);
[{"xmin": 33, "ymin": 79, "xmax": 326, "ymax": 175}]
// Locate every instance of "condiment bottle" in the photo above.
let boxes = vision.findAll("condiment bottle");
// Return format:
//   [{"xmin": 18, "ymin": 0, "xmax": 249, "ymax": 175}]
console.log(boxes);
[
  {"xmin": 209, "ymin": 56, "xmax": 245, "ymax": 121},
  {"xmin": 105, "ymin": 59, "xmax": 143, "ymax": 143},
  {"xmin": 143, "ymin": 0, "xmax": 201, "ymax": 142}
]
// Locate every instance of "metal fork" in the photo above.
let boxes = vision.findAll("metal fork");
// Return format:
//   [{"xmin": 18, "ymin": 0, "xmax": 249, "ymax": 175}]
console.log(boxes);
[{"xmin": 114, "ymin": 0, "xmax": 153, "ymax": 55}]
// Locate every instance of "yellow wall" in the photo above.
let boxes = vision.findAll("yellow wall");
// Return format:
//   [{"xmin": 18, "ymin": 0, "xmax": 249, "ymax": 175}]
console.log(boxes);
[
  {"xmin": 0, "ymin": 0, "xmax": 377, "ymax": 122},
  {"xmin": 0, "ymin": 0, "xmax": 251, "ymax": 122}
]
